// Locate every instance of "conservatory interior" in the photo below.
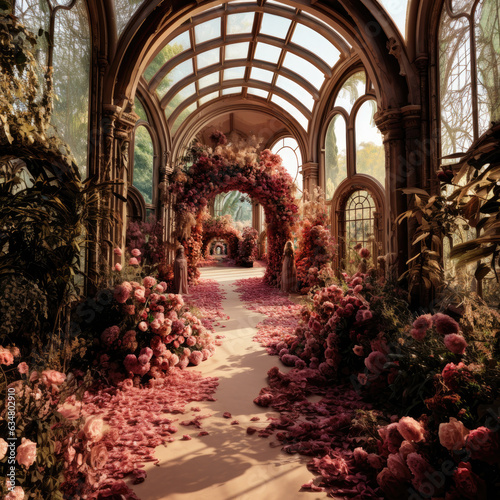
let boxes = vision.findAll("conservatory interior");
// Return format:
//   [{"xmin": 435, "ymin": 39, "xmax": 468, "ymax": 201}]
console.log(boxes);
[{"xmin": 1, "ymin": 0, "xmax": 500, "ymax": 499}]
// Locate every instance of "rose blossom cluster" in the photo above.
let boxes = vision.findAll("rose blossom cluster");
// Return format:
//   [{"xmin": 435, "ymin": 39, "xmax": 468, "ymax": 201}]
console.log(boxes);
[
  {"xmin": 276, "ymin": 274, "xmax": 387, "ymax": 380},
  {"xmin": 295, "ymin": 213, "xmax": 336, "ymax": 294},
  {"xmin": 98, "ymin": 276, "xmax": 216, "ymax": 385},
  {"xmin": 410, "ymin": 312, "xmax": 467, "ymax": 354}
]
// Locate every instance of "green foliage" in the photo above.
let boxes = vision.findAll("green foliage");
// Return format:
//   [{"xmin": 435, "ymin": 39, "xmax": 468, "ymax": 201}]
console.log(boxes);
[
  {"xmin": 133, "ymin": 126, "xmax": 154, "ymax": 204},
  {"xmin": 0, "ymin": 13, "xmax": 113, "ymax": 370},
  {"xmin": 398, "ymin": 125, "xmax": 500, "ymax": 298}
]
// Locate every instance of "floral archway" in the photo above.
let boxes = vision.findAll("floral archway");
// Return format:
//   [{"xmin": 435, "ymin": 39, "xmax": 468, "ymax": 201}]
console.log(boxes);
[
  {"xmin": 201, "ymin": 215, "xmax": 240, "ymax": 259},
  {"xmin": 168, "ymin": 133, "xmax": 299, "ymax": 286}
]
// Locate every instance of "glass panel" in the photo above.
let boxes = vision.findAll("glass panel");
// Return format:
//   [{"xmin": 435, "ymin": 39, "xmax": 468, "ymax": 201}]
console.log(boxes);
[
  {"xmin": 199, "ymin": 91, "xmax": 219, "ymax": 106},
  {"xmin": 133, "ymin": 126, "xmax": 154, "ymax": 204},
  {"xmin": 250, "ymin": 67, "xmax": 275, "ymax": 83},
  {"xmin": 225, "ymin": 42, "xmax": 250, "ymax": 60},
  {"xmin": 282, "ymin": 52, "xmax": 325, "ymax": 89},
  {"xmin": 355, "ymin": 100, "xmax": 385, "ymax": 187},
  {"xmin": 291, "ymin": 23, "xmax": 340, "ymax": 67},
  {"xmin": 14, "ymin": 0, "xmax": 50, "ymax": 67},
  {"xmin": 198, "ymin": 72, "xmax": 220, "ymax": 90},
  {"xmin": 246, "ymin": 88, "xmax": 269, "ymax": 99},
  {"xmin": 271, "ymin": 137, "xmax": 303, "ymax": 195},
  {"xmin": 344, "ymin": 190, "xmax": 376, "ymax": 260},
  {"xmin": 144, "ymin": 32, "xmax": 191, "ymax": 82},
  {"xmin": 223, "ymin": 66, "xmax": 246, "ymax": 81},
  {"xmin": 164, "ymin": 83, "xmax": 196, "ymax": 118},
  {"xmin": 276, "ymin": 75, "xmax": 314, "ymax": 110},
  {"xmin": 254, "ymin": 42, "xmax": 282, "ymax": 64},
  {"xmin": 325, "ymin": 114, "xmax": 347, "ymax": 201},
  {"xmin": 271, "ymin": 94, "xmax": 309, "ymax": 131},
  {"xmin": 156, "ymin": 59, "xmax": 193, "ymax": 98},
  {"xmin": 304, "ymin": 12, "xmax": 351, "ymax": 48},
  {"xmin": 227, "ymin": 12, "xmax": 255, "ymax": 34},
  {"xmin": 134, "ymin": 97, "xmax": 148, "ymax": 122},
  {"xmin": 195, "ymin": 18, "xmax": 221, "ymax": 44},
  {"xmin": 197, "ymin": 47, "xmax": 220, "ymax": 70},
  {"xmin": 476, "ymin": 0, "xmax": 500, "ymax": 135},
  {"xmin": 439, "ymin": 12, "xmax": 473, "ymax": 157},
  {"xmin": 222, "ymin": 86, "xmax": 243, "ymax": 95},
  {"xmin": 115, "ymin": 0, "xmax": 144, "ymax": 36},
  {"xmin": 170, "ymin": 102, "xmax": 197, "ymax": 135},
  {"xmin": 260, "ymin": 13, "xmax": 291, "ymax": 39},
  {"xmin": 52, "ymin": 0, "xmax": 90, "ymax": 178},
  {"xmin": 266, "ymin": 0, "xmax": 293, "ymax": 8},
  {"xmin": 334, "ymin": 71, "xmax": 366, "ymax": 114},
  {"xmin": 378, "ymin": 0, "xmax": 409, "ymax": 38},
  {"xmin": 451, "ymin": 0, "xmax": 475, "ymax": 15},
  {"xmin": 214, "ymin": 191, "xmax": 252, "ymax": 229}
]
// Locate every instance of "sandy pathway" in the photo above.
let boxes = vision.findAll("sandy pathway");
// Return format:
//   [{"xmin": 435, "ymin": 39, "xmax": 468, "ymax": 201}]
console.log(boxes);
[{"xmin": 131, "ymin": 266, "xmax": 325, "ymax": 500}]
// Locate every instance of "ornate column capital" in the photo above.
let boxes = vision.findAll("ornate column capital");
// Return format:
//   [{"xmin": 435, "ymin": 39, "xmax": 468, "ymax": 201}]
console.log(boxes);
[
  {"xmin": 374, "ymin": 109, "xmax": 403, "ymax": 141},
  {"xmin": 401, "ymin": 105, "xmax": 421, "ymax": 130}
]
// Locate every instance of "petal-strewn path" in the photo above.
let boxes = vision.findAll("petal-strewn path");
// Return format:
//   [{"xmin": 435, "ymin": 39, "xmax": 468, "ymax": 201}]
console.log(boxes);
[{"xmin": 131, "ymin": 266, "xmax": 325, "ymax": 500}]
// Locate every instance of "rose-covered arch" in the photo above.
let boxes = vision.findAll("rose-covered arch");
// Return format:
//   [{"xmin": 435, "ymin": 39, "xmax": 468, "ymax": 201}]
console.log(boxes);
[
  {"xmin": 169, "ymin": 134, "xmax": 299, "ymax": 286},
  {"xmin": 201, "ymin": 215, "xmax": 240, "ymax": 259}
]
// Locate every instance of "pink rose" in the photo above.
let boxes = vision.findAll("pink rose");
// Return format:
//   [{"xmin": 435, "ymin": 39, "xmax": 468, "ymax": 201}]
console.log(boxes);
[
  {"xmin": 129, "ymin": 257, "xmax": 139, "ymax": 266},
  {"xmin": 364, "ymin": 351, "xmax": 387, "ymax": 373},
  {"xmin": 0, "ymin": 347, "xmax": 14, "ymax": 366},
  {"xmin": 113, "ymin": 247, "xmax": 122, "ymax": 256},
  {"xmin": 138, "ymin": 321, "xmax": 148, "ymax": 332},
  {"xmin": 387, "ymin": 453, "xmax": 411, "ymax": 481},
  {"xmin": 131, "ymin": 248, "xmax": 141, "ymax": 257},
  {"xmin": 438, "ymin": 417, "xmax": 469, "ymax": 451},
  {"xmin": 83, "ymin": 416, "xmax": 105, "ymax": 442},
  {"xmin": 16, "ymin": 438, "xmax": 37, "ymax": 468},
  {"xmin": 114, "ymin": 263, "xmax": 122, "ymax": 271},
  {"xmin": 353, "ymin": 447, "xmax": 368, "ymax": 463},
  {"xmin": 453, "ymin": 462, "xmax": 486, "ymax": 499},
  {"xmin": 189, "ymin": 351, "xmax": 204, "ymax": 366},
  {"xmin": 412, "ymin": 314, "xmax": 433, "ymax": 331},
  {"xmin": 397, "ymin": 416, "xmax": 425, "ymax": 443},
  {"xmin": 41, "ymin": 369, "xmax": 66, "ymax": 388},
  {"xmin": 90, "ymin": 443, "xmax": 108, "ymax": 470},
  {"xmin": 432, "ymin": 312, "xmax": 460, "ymax": 335},
  {"xmin": 444, "ymin": 334, "xmax": 467, "ymax": 355},
  {"xmin": 377, "ymin": 468, "xmax": 407, "ymax": 498},
  {"xmin": 410, "ymin": 328, "xmax": 427, "ymax": 341},
  {"xmin": 143, "ymin": 276, "xmax": 157, "ymax": 289},
  {"xmin": 379, "ymin": 422, "xmax": 404, "ymax": 453},
  {"xmin": 465, "ymin": 426, "xmax": 499, "ymax": 463},
  {"xmin": 0, "ymin": 438, "xmax": 7, "ymax": 460},
  {"xmin": 5, "ymin": 486, "xmax": 25, "ymax": 500},
  {"xmin": 17, "ymin": 362, "xmax": 29, "ymax": 375},
  {"xmin": 398, "ymin": 440, "xmax": 415, "ymax": 459}
]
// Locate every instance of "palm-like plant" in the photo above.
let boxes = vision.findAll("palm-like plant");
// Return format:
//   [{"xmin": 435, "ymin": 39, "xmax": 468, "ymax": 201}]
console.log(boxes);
[{"xmin": 0, "ymin": 11, "xmax": 113, "ymax": 369}]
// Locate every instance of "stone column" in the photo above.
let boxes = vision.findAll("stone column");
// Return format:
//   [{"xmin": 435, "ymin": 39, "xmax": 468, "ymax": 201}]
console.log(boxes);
[
  {"xmin": 301, "ymin": 162, "xmax": 319, "ymax": 196},
  {"xmin": 100, "ymin": 104, "xmax": 138, "ymax": 272},
  {"xmin": 374, "ymin": 109, "xmax": 408, "ymax": 278}
]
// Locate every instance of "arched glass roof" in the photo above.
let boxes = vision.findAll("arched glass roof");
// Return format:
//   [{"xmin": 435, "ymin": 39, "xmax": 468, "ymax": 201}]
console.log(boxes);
[
  {"xmin": 142, "ymin": 0, "xmax": 352, "ymax": 135},
  {"xmin": 377, "ymin": 0, "xmax": 409, "ymax": 39}
]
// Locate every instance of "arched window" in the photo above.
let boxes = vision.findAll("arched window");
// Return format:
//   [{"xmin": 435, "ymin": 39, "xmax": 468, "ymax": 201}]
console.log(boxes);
[
  {"xmin": 14, "ymin": 0, "xmax": 91, "ymax": 178},
  {"xmin": 340, "ymin": 189, "xmax": 381, "ymax": 268},
  {"xmin": 325, "ymin": 114, "xmax": 347, "ymax": 201},
  {"xmin": 439, "ymin": 0, "xmax": 500, "ymax": 159},
  {"xmin": 133, "ymin": 126, "xmax": 154, "ymax": 205},
  {"xmin": 355, "ymin": 100, "xmax": 385, "ymax": 186},
  {"xmin": 271, "ymin": 137, "xmax": 302, "ymax": 195},
  {"xmin": 324, "ymin": 70, "xmax": 385, "ymax": 266}
]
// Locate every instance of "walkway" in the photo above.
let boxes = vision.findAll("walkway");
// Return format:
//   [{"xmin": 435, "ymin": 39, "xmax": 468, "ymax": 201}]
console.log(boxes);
[{"xmin": 131, "ymin": 266, "xmax": 324, "ymax": 500}]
